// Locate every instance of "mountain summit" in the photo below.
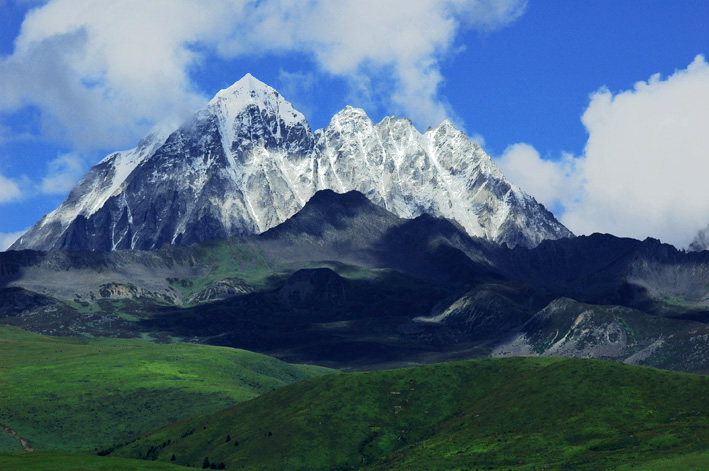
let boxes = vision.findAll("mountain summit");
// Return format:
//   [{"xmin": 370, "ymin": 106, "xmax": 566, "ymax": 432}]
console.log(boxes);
[{"xmin": 10, "ymin": 74, "xmax": 572, "ymax": 252}]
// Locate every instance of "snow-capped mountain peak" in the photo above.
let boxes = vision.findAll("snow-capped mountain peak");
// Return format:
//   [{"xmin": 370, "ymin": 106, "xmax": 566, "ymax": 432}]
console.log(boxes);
[
  {"xmin": 10, "ymin": 76, "xmax": 572, "ymax": 252},
  {"xmin": 208, "ymin": 73, "xmax": 306, "ymax": 127},
  {"xmin": 206, "ymin": 74, "xmax": 312, "ymax": 158},
  {"xmin": 325, "ymin": 106, "xmax": 374, "ymax": 131}
]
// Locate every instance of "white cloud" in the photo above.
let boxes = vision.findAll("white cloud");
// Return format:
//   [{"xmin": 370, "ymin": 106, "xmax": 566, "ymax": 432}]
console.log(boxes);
[
  {"xmin": 564, "ymin": 54, "xmax": 709, "ymax": 248},
  {"xmin": 218, "ymin": 0, "xmax": 526, "ymax": 130},
  {"xmin": 0, "ymin": 172, "xmax": 22, "ymax": 203},
  {"xmin": 494, "ymin": 55, "xmax": 709, "ymax": 249},
  {"xmin": 0, "ymin": 0, "xmax": 527, "ymax": 150},
  {"xmin": 0, "ymin": 229, "xmax": 27, "ymax": 251},
  {"xmin": 496, "ymin": 143, "xmax": 582, "ymax": 214},
  {"xmin": 40, "ymin": 153, "xmax": 85, "ymax": 195},
  {"xmin": 0, "ymin": 0, "xmax": 224, "ymax": 150}
]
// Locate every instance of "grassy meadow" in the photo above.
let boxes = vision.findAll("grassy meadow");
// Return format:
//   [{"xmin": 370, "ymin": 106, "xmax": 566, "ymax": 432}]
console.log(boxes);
[
  {"xmin": 0, "ymin": 325, "xmax": 331, "ymax": 452},
  {"xmin": 107, "ymin": 357, "xmax": 709, "ymax": 470},
  {"xmin": 0, "ymin": 451, "xmax": 195, "ymax": 471},
  {"xmin": 2, "ymin": 322, "xmax": 708, "ymax": 470}
]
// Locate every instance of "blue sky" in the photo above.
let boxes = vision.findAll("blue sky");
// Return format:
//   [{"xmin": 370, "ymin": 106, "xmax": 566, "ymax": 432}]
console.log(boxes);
[{"xmin": 1, "ymin": 0, "xmax": 708, "ymax": 249}]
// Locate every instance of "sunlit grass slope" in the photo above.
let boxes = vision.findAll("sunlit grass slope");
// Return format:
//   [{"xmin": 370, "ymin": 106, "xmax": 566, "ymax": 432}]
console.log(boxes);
[
  {"xmin": 110, "ymin": 357, "xmax": 709, "ymax": 471},
  {"xmin": 0, "ymin": 326, "xmax": 331, "ymax": 452}
]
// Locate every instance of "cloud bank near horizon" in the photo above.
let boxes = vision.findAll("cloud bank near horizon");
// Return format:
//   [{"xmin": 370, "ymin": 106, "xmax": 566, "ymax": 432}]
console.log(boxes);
[
  {"xmin": 0, "ymin": 0, "xmax": 527, "ymax": 153},
  {"xmin": 496, "ymin": 55, "xmax": 709, "ymax": 249},
  {"xmin": 0, "ymin": 229, "xmax": 26, "ymax": 251}
]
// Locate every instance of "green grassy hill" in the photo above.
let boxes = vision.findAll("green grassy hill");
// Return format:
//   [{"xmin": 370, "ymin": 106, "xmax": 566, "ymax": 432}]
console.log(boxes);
[
  {"xmin": 0, "ymin": 326, "xmax": 331, "ymax": 452},
  {"xmin": 0, "ymin": 451, "xmax": 195, "ymax": 471},
  {"xmin": 109, "ymin": 357, "xmax": 709, "ymax": 470}
]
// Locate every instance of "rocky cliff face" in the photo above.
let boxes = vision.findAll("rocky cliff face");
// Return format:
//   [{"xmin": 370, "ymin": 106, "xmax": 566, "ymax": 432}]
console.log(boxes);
[{"xmin": 11, "ymin": 74, "xmax": 572, "ymax": 252}]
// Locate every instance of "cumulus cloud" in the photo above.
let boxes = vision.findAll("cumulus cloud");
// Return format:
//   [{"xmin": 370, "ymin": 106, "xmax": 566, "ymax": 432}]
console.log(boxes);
[
  {"xmin": 40, "ymin": 153, "xmax": 86, "ymax": 195},
  {"xmin": 565, "ymin": 54, "xmax": 709, "ymax": 247},
  {"xmin": 222, "ymin": 0, "xmax": 526, "ymax": 129},
  {"xmin": 0, "ymin": 172, "xmax": 22, "ymax": 202},
  {"xmin": 0, "ymin": 229, "xmax": 27, "ymax": 251},
  {"xmin": 0, "ymin": 0, "xmax": 527, "ymax": 150},
  {"xmin": 497, "ymin": 143, "xmax": 583, "ymax": 214},
  {"xmin": 495, "ymin": 55, "xmax": 709, "ymax": 248},
  {"xmin": 1, "ymin": 0, "xmax": 226, "ymax": 150},
  {"xmin": 0, "ymin": 152, "xmax": 83, "ymax": 204}
]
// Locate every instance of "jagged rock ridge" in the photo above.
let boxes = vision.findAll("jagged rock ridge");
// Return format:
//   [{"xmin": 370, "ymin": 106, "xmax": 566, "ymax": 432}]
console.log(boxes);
[{"xmin": 11, "ymin": 74, "xmax": 572, "ymax": 252}]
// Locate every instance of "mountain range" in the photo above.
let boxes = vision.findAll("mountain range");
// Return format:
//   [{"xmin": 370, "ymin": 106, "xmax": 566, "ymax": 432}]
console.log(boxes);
[
  {"xmin": 2, "ymin": 74, "xmax": 709, "ymax": 373},
  {"xmin": 9, "ymin": 74, "xmax": 570, "ymax": 252},
  {"xmin": 2, "ymin": 188, "xmax": 709, "ymax": 373},
  {"xmin": 3, "ymin": 73, "xmax": 709, "ymax": 470}
]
